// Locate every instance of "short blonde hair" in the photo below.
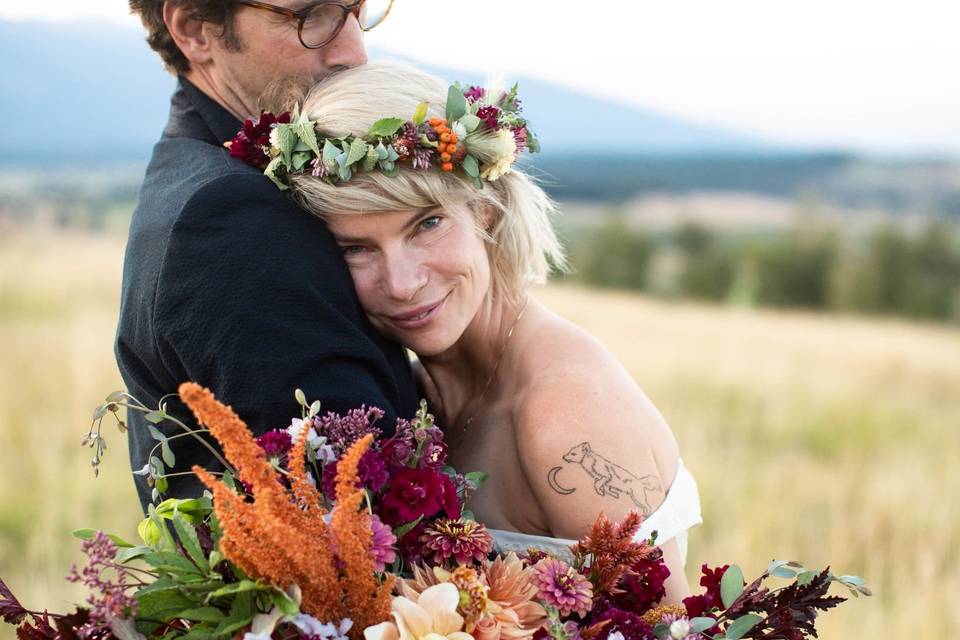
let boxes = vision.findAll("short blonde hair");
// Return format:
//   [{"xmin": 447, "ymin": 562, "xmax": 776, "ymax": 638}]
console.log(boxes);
[{"xmin": 287, "ymin": 62, "xmax": 567, "ymax": 303}]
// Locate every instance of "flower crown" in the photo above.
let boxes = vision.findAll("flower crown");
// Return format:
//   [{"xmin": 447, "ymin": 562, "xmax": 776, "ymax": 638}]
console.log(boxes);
[{"xmin": 225, "ymin": 82, "xmax": 540, "ymax": 191}]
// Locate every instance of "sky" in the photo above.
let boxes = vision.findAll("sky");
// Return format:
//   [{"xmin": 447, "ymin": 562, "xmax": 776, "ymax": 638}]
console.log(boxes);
[{"xmin": 3, "ymin": 0, "xmax": 958, "ymax": 155}]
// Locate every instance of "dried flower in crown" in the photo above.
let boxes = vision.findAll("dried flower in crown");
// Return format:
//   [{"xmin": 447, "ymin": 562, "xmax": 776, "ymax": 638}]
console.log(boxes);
[{"xmin": 224, "ymin": 82, "xmax": 540, "ymax": 191}]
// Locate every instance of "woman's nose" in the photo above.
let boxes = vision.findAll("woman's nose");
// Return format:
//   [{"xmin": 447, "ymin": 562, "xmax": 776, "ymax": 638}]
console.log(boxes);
[{"xmin": 383, "ymin": 252, "xmax": 428, "ymax": 302}]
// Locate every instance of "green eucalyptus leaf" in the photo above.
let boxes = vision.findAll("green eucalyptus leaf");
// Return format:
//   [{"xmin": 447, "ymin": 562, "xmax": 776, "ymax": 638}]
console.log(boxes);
[
  {"xmin": 461, "ymin": 154, "xmax": 480, "ymax": 178},
  {"xmin": 106, "ymin": 390, "xmax": 127, "ymax": 403},
  {"xmin": 412, "ymin": 101, "xmax": 429, "ymax": 125},
  {"xmin": 471, "ymin": 175, "xmax": 483, "ymax": 190},
  {"xmin": 725, "ymin": 614, "xmax": 763, "ymax": 640},
  {"xmin": 146, "ymin": 424, "xmax": 166, "ymax": 443},
  {"xmin": 857, "ymin": 585, "xmax": 873, "ymax": 596},
  {"xmin": 771, "ymin": 566, "xmax": 797, "ymax": 579},
  {"xmin": 839, "ymin": 575, "xmax": 865, "ymax": 586},
  {"xmin": 368, "ymin": 117, "xmax": 405, "ymax": 138},
  {"xmin": 145, "ymin": 411, "xmax": 166, "ymax": 424},
  {"xmin": 362, "ymin": 145, "xmax": 379, "ymax": 172},
  {"xmin": 459, "ymin": 114, "xmax": 481, "ymax": 133},
  {"xmin": 689, "ymin": 618, "xmax": 716, "ymax": 634},
  {"xmin": 446, "ymin": 85, "xmax": 467, "ymax": 122},
  {"xmin": 160, "ymin": 441, "xmax": 175, "ymax": 468},
  {"xmin": 652, "ymin": 623, "xmax": 669, "ymax": 640},
  {"xmin": 720, "ymin": 564, "xmax": 745, "ymax": 609}
]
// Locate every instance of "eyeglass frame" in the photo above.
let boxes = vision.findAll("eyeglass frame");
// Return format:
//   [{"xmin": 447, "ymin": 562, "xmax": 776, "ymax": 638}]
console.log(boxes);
[{"xmin": 231, "ymin": 0, "xmax": 393, "ymax": 50}]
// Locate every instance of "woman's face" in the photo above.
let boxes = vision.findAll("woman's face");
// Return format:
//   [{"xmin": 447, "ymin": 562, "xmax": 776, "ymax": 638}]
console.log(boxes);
[{"xmin": 325, "ymin": 204, "xmax": 492, "ymax": 356}]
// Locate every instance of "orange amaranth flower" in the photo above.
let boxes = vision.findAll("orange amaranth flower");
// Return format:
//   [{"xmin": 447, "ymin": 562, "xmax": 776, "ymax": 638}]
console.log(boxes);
[{"xmin": 180, "ymin": 383, "xmax": 392, "ymax": 638}]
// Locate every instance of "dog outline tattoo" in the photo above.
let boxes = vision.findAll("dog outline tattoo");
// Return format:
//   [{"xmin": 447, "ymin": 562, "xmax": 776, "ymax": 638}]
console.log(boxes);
[{"xmin": 549, "ymin": 441, "xmax": 663, "ymax": 515}]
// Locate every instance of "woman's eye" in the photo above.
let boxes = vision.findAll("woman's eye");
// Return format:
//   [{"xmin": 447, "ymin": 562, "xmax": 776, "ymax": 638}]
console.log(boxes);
[{"xmin": 418, "ymin": 215, "xmax": 442, "ymax": 232}]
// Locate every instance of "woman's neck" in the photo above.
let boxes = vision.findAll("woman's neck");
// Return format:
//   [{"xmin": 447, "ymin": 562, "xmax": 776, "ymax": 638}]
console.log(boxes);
[{"xmin": 420, "ymin": 294, "xmax": 531, "ymax": 429}]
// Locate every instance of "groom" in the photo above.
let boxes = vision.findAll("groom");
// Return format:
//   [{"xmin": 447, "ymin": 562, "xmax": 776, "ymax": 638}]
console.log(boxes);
[{"xmin": 117, "ymin": 0, "xmax": 418, "ymax": 514}]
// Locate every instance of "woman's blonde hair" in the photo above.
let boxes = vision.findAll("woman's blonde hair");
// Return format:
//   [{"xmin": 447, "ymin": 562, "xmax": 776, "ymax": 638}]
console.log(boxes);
[{"xmin": 286, "ymin": 62, "xmax": 567, "ymax": 303}]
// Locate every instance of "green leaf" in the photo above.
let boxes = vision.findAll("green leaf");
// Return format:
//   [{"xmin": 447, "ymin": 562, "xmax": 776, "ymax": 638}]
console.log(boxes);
[
  {"xmin": 720, "ymin": 564, "xmax": 745, "ymax": 609},
  {"xmin": 770, "ymin": 566, "xmax": 797, "ymax": 579},
  {"xmin": 464, "ymin": 470, "xmax": 488, "ymax": 487},
  {"xmin": 446, "ymin": 85, "xmax": 467, "ymax": 122},
  {"xmin": 116, "ymin": 545, "xmax": 152, "ymax": 563},
  {"xmin": 148, "ymin": 504, "xmax": 177, "ymax": 550},
  {"xmin": 461, "ymin": 154, "xmax": 480, "ymax": 178},
  {"xmin": 689, "ymin": 618, "xmax": 716, "ymax": 633},
  {"xmin": 264, "ymin": 156, "xmax": 288, "ymax": 191},
  {"xmin": 72, "ymin": 529, "xmax": 135, "ymax": 548},
  {"xmin": 136, "ymin": 586, "xmax": 196, "ymax": 622},
  {"xmin": 145, "ymin": 411, "xmax": 166, "ymax": 424},
  {"xmin": 526, "ymin": 135, "xmax": 540, "ymax": 154},
  {"xmin": 392, "ymin": 514, "xmax": 424, "ymax": 539},
  {"xmin": 347, "ymin": 138, "xmax": 369, "ymax": 165},
  {"xmin": 295, "ymin": 121, "xmax": 321, "ymax": 156},
  {"xmin": 839, "ymin": 574, "xmax": 865, "ymax": 586},
  {"xmin": 270, "ymin": 588, "xmax": 300, "ymax": 616},
  {"xmin": 368, "ymin": 117, "xmax": 405, "ymax": 138},
  {"xmin": 651, "ymin": 623, "xmax": 669, "ymax": 640},
  {"xmin": 796, "ymin": 570, "xmax": 817, "ymax": 586},
  {"xmin": 155, "ymin": 475, "xmax": 168, "ymax": 494},
  {"xmin": 412, "ymin": 101, "xmax": 429, "ymax": 125},
  {"xmin": 295, "ymin": 388, "xmax": 307, "ymax": 406},
  {"xmin": 171, "ymin": 513, "xmax": 208, "ymax": 573},
  {"xmin": 142, "ymin": 551, "xmax": 203, "ymax": 575},
  {"xmin": 213, "ymin": 591, "xmax": 254, "ymax": 637},
  {"xmin": 106, "ymin": 390, "xmax": 127, "ymax": 403},
  {"xmin": 459, "ymin": 114, "xmax": 481, "ymax": 133},
  {"xmin": 206, "ymin": 580, "xmax": 268, "ymax": 600},
  {"xmin": 177, "ymin": 607, "xmax": 225, "ymax": 623},
  {"xmin": 147, "ymin": 424, "xmax": 166, "ymax": 443},
  {"xmin": 725, "ymin": 614, "xmax": 762, "ymax": 640},
  {"xmin": 276, "ymin": 125, "xmax": 298, "ymax": 166},
  {"xmin": 160, "ymin": 441, "xmax": 175, "ymax": 468},
  {"xmin": 291, "ymin": 150, "xmax": 312, "ymax": 172}
]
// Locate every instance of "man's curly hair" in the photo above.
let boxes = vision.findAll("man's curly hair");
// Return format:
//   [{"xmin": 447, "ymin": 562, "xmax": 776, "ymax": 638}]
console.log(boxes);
[{"xmin": 129, "ymin": 0, "xmax": 243, "ymax": 74}]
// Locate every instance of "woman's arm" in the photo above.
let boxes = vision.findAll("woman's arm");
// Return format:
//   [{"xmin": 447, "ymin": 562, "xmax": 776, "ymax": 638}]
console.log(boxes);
[{"xmin": 514, "ymin": 362, "xmax": 691, "ymax": 603}]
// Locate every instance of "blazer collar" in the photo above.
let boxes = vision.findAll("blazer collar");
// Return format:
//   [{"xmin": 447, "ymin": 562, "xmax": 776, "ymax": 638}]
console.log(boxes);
[{"xmin": 162, "ymin": 76, "xmax": 243, "ymax": 146}]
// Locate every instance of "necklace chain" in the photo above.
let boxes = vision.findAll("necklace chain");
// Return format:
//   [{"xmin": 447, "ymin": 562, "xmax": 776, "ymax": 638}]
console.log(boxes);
[{"xmin": 460, "ymin": 296, "xmax": 530, "ymax": 431}]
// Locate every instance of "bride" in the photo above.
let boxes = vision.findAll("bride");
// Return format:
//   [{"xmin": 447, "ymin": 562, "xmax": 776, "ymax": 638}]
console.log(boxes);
[{"xmin": 264, "ymin": 63, "xmax": 701, "ymax": 603}]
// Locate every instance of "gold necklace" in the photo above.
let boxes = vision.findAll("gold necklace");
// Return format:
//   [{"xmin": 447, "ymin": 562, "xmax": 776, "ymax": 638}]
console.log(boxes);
[{"xmin": 460, "ymin": 296, "xmax": 530, "ymax": 432}]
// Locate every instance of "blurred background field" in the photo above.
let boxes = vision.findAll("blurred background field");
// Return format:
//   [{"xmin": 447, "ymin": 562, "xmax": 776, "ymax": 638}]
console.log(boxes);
[{"xmin": 1, "ymin": 226, "xmax": 958, "ymax": 639}]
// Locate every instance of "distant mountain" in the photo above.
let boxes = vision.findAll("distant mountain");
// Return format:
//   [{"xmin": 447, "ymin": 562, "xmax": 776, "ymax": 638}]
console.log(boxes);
[{"xmin": 0, "ymin": 19, "xmax": 773, "ymax": 167}]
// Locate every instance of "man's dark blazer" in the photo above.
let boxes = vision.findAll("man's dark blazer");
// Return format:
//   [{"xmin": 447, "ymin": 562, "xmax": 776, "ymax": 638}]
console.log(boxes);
[{"xmin": 116, "ymin": 77, "xmax": 418, "ymax": 514}]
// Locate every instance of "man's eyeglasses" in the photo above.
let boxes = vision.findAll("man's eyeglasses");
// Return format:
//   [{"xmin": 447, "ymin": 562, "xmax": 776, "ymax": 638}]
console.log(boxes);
[{"xmin": 232, "ymin": 0, "xmax": 394, "ymax": 49}]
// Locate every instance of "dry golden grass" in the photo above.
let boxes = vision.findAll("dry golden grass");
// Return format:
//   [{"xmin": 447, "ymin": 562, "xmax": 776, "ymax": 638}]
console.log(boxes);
[{"xmin": 1, "ymin": 230, "xmax": 957, "ymax": 638}]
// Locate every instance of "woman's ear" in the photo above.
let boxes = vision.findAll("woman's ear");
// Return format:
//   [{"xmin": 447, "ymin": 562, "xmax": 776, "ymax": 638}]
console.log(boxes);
[
  {"xmin": 478, "ymin": 203, "xmax": 498, "ymax": 234},
  {"xmin": 164, "ymin": 2, "xmax": 215, "ymax": 66}
]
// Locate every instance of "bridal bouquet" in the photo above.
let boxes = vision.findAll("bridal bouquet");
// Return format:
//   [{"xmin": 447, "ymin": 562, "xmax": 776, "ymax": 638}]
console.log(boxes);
[{"xmin": 0, "ymin": 384, "xmax": 869, "ymax": 640}]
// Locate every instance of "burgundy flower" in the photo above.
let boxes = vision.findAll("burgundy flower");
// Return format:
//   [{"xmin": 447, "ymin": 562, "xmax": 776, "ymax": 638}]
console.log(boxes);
[
  {"xmin": 421, "ymin": 441, "xmax": 448, "ymax": 469},
  {"xmin": 682, "ymin": 564, "xmax": 730, "ymax": 617},
  {"xmin": 476, "ymin": 105, "xmax": 501, "ymax": 130},
  {"xmin": 440, "ymin": 472, "xmax": 462, "ymax": 519},
  {"xmin": 380, "ymin": 467, "xmax": 445, "ymax": 524},
  {"xmin": 256, "ymin": 429, "xmax": 292, "ymax": 462},
  {"xmin": 397, "ymin": 521, "xmax": 428, "ymax": 563},
  {"xmin": 463, "ymin": 86, "xmax": 486, "ymax": 102},
  {"xmin": 392, "ymin": 137, "xmax": 416, "ymax": 160},
  {"xmin": 226, "ymin": 110, "xmax": 290, "ymax": 170},
  {"xmin": 313, "ymin": 406, "xmax": 385, "ymax": 455},
  {"xmin": 588, "ymin": 602, "xmax": 654, "ymax": 640},
  {"xmin": 321, "ymin": 448, "xmax": 389, "ymax": 498},
  {"xmin": 613, "ymin": 556, "xmax": 671, "ymax": 612}
]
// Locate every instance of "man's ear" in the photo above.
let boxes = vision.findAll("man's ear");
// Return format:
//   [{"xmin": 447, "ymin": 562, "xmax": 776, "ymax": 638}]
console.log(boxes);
[{"xmin": 163, "ymin": 2, "xmax": 214, "ymax": 66}]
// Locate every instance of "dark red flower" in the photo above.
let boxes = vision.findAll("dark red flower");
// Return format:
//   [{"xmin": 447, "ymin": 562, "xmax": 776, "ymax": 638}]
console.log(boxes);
[
  {"xmin": 321, "ymin": 448, "xmax": 389, "ymax": 498},
  {"xmin": 226, "ymin": 110, "xmax": 290, "ymax": 170},
  {"xmin": 380, "ymin": 467, "xmax": 445, "ymax": 524},
  {"xmin": 476, "ymin": 105, "xmax": 501, "ymax": 130},
  {"xmin": 613, "ymin": 556, "xmax": 671, "ymax": 612},
  {"xmin": 587, "ymin": 597, "xmax": 654, "ymax": 640},
  {"xmin": 682, "ymin": 563, "xmax": 730, "ymax": 616},
  {"xmin": 256, "ymin": 429, "xmax": 292, "ymax": 461},
  {"xmin": 440, "ymin": 472, "xmax": 462, "ymax": 519}
]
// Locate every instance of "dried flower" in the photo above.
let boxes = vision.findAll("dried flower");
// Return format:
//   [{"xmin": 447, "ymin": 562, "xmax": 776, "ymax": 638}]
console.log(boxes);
[
  {"xmin": 65, "ymin": 531, "xmax": 139, "ymax": 639},
  {"xmin": 313, "ymin": 406, "xmax": 384, "ymax": 456},
  {"xmin": 639, "ymin": 605, "xmax": 686, "ymax": 628},
  {"xmin": 412, "ymin": 147, "xmax": 434, "ymax": 171},
  {"xmin": 532, "ymin": 558, "xmax": 593, "ymax": 618}
]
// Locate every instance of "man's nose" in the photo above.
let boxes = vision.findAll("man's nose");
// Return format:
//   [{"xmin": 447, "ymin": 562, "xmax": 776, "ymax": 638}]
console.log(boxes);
[
  {"xmin": 320, "ymin": 13, "xmax": 368, "ymax": 70},
  {"xmin": 383, "ymin": 252, "xmax": 428, "ymax": 303}
]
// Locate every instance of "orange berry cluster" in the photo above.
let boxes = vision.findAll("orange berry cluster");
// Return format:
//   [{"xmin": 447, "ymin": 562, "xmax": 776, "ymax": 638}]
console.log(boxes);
[{"xmin": 428, "ymin": 117, "xmax": 460, "ymax": 172}]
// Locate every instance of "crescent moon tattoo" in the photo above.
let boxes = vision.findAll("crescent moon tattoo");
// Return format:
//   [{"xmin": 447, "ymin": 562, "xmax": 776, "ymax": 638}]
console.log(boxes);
[{"xmin": 547, "ymin": 466, "xmax": 576, "ymax": 495}]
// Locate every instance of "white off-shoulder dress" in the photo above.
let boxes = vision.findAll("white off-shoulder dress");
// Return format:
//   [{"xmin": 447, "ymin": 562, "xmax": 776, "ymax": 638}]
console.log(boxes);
[{"xmin": 487, "ymin": 458, "xmax": 703, "ymax": 565}]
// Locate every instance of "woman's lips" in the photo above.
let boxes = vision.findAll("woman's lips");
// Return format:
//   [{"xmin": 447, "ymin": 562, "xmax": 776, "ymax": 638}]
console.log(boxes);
[{"xmin": 387, "ymin": 293, "xmax": 449, "ymax": 330}]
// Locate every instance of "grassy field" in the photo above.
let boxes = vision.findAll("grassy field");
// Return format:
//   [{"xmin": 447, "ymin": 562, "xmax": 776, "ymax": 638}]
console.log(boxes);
[{"xmin": 1, "ymin": 229, "xmax": 958, "ymax": 638}]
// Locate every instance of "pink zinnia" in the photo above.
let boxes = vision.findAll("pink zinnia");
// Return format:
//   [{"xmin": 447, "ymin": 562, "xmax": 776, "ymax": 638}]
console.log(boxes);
[
  {"xmin": 370, "ymin": 514, "xmax": 397, "ymax": 572},
  {"xmin": 532, "ymin": 558, "xmax": 593, "ymax": 618},
  {"xmin": 420, "ymin": 518, "xmax": 493, "ymax": 566}
]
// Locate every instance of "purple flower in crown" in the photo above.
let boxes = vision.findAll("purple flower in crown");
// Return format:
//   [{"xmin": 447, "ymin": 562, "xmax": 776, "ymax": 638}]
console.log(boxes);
[
  {"xmin": 463, "ymin": 85, "xmax": 486, "ymax": 102},
  {"xmin": 476, "ymin": 105, "xmax": 501, "ymax": 131},
  {"xmin": 412, "ymin": 147, "xmax": 434, "ymax": 171}
]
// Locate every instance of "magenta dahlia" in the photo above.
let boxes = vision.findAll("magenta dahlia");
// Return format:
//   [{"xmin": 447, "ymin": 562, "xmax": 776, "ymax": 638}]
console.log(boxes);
[
  {"xmin": 420, "ymin": 518, "xmax": 493, "ymax": 566},
  {"xmin": 532, "ymin": 557, "xmax": 593, "ymax": 618},
  {"xmin": 463, "ymin": 86, "xmax": 486, "ymax": 102}
]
